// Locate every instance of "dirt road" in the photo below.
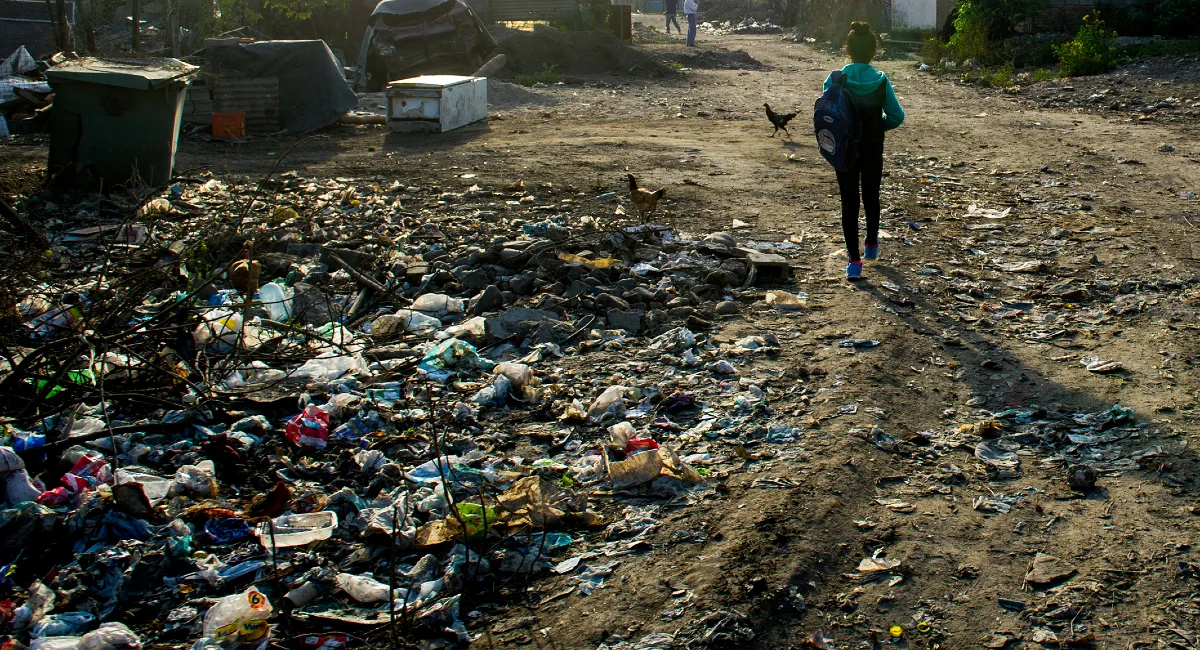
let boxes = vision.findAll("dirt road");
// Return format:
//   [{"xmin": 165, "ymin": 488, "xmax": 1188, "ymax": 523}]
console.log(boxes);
[
  {"xmin": 199, "ymin": 27, "xmax": 1198, "ymax": 649},
  {"xmin": 4, "ymin": 23, "xmax": 1198, "ymax": 649}
]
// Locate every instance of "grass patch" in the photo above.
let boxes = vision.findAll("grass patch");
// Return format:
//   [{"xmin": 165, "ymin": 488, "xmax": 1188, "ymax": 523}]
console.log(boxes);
[
  {"xmin": 987, "ymin": 62, "xmax": 1014, "ymax": 86},
  {"xmin": 667, "ymin": 61, "xmax": 684, "ymax": 71},
  {"xmin": 514, "ymin": 64, "xmax": 563, "ymax": 87},
  {"xmin": 1032, "ymin": 67, "xmax": 1056, "ymax": 82}
]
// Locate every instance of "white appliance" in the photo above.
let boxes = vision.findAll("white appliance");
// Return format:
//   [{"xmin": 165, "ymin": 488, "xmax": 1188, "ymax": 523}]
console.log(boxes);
[{"xmin": 386, "ymin": 75, "xmax": 487, "ymax": 133}]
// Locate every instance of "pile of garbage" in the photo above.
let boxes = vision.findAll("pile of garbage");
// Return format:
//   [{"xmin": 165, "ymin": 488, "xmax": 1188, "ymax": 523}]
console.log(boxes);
[
  {"xmin": 0, "ymin": 171, "xmax": 811, "ymax": 647},
  {"xmin": 0, "ymin": 47, "xmax": 55, "ymax": 137},
  {"xmin": 698, "ymin": 19, "xmax": 783, "ymax": 36}
]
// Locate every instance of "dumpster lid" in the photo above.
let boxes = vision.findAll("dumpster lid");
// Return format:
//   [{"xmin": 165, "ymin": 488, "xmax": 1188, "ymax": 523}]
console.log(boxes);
[
  {"xmin": 387, "ymin": 75, "xmax": 476, "ymax": 90},
  {"xmin": 44, "ymin": 57, "xmax": 198, "ymax": 90}
]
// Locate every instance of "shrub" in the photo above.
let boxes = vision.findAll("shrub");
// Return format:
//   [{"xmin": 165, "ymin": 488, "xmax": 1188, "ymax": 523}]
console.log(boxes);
[
  {"xmin": 950, "ymin": 1, "xmax": 989, "ymax": 62},
  {"xmin": 1054, "ymin": 15, "xmax": 1118, "ymax": 77},
  {"xmin": 988, "ymin": 62, "xmax": 1015, "ymax": 86},
  {"xmin": 921, "ymin": 37, "xmax": 950, "ymax": 66},
  {"xmin": 515, "ymin": 64, "xmax": 563, "ymax": 86}
]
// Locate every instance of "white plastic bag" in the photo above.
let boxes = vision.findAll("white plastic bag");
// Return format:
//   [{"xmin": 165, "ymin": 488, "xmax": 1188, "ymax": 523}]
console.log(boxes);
[
  {"xmin": 79, "ymin": 622, "xmax": 141, "ymax": 650},
  {"xmin": 201, "ymin": 587, "xmax": 272, "ymax": 648},
  {"xmin": 335, "ymin": 573, "xmax": 391, "ymax": 603},
  {"xmin": 257, "ymin": 283, "xmax": 293, "ymax": 322},
  {"xmin": 587, "ymin": 386, "xmax": 627, "ymax": 423},
  {"xmin": 193, "ymin": 310, "xmax": 243, "ymax": 354}
]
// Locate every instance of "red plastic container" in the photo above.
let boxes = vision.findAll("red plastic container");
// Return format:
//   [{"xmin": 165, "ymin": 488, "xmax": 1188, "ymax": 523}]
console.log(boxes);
[{"xmin": 211, "ymin": 110, "xmax": 245, "ymax": 139}]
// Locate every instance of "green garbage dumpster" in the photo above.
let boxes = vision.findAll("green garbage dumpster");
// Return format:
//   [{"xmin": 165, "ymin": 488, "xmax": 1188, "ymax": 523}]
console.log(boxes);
[{"xmin": 45, "ymin": 58, "xmax": 198, "ymax": 188}]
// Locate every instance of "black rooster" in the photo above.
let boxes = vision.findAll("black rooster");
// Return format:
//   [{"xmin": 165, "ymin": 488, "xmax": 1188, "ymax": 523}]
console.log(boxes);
[{"xmin": 763, "ymin": 103, "xmax": 797, "ymax": 139}]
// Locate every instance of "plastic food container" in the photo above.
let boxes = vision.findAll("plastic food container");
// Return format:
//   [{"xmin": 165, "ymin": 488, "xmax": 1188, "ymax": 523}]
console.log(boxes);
[{"xmin": 256, "ymin": 511, "xmax": 337, "ymax": 548}]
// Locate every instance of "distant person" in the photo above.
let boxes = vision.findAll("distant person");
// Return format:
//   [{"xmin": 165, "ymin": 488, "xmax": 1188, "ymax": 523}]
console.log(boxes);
[
  {"xmin": 665, "ymin": 0, "xmax": 681, "ymax": 35},
  {"xmin": 823, "ymin": 21, "xmax": 905, "ymax": 281},
  {"xmin": 684, "ymin": 0, "xmax": 698, "ymax": 46}
]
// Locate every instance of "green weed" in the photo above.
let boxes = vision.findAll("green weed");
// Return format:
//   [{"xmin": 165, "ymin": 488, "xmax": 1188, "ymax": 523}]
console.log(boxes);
[
  {"xmin": 1054, "ymin": 15, "xmax": 1118, "ymax": 77},
  {"xmin": 515, "ymin": 64, "xmax": 564, "ymax": 87}
]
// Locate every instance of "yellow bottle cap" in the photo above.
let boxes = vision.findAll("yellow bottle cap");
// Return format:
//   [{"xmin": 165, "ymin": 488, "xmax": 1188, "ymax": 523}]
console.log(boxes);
[{"xmin": 890, "ymin": 625, "xmax": 903, "ymax": 638}]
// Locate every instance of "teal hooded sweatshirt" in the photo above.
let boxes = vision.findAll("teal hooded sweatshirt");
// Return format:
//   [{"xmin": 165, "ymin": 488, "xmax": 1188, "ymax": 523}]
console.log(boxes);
[{"xmin": 822, "ymin": 63, "xmax": 905, "ymax": 131}]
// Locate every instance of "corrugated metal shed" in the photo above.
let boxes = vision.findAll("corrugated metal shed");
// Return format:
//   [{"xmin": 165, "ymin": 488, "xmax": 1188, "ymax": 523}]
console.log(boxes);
[
  {"xmin": 182, "ymin": 79, "xmax": 213, "ymax": 125},
  {"xmin": 0, "ymin": 0, "xmax": 75, "ymax": 59},
  {"xmin": 464, "ymin": 0, "xmax": 578, "ymax": 22},
  {"xmin": 212, "ymin": 77, "xmax": 281, "ymax": 133}
]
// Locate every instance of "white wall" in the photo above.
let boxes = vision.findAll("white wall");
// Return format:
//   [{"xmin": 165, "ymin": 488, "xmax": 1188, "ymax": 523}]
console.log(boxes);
[{"xmin": 891, "ymin": 0, "xmax": 936, "ymax": 29}]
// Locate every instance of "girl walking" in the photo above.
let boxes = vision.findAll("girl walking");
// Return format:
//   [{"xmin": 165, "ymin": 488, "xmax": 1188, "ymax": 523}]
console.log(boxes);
[{"xmin": 824, "ymin": 21, "xmax": 905, "ymax": 280}]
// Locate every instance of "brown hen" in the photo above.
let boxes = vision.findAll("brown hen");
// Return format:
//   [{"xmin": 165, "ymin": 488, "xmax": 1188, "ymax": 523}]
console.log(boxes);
[
  {"xmin": 627, "ymin": 174, "xmax": 666, "ymax": 222},
  {"xmin": 229, "ymin": 242, "xmax": 260, "ymax": 296}
]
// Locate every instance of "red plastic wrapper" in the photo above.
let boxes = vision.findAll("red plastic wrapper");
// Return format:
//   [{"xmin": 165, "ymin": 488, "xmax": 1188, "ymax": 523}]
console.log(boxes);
[
  {"xmin": 285, "ymin": 405, "xmax": 330, "ymax": 448},
  {"xmin": 624, "ymin": 436, "xmax": 660, "ymax": 454},
  {"xmin": 36, "ymin": 454, "xmax": 111, "ymax": 506}
]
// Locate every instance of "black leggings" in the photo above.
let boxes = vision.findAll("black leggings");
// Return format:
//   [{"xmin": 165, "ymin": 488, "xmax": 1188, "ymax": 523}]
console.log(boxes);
[{"xmin": 836, "ymin": 139, "xmax": 884, "ymax": 262}]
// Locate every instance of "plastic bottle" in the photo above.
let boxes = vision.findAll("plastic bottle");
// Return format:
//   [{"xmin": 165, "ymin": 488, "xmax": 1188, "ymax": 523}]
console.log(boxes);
[
  {"xmin": 410, "ymin": 293, "xmax": 464, "ymax": 314},
  {"xmin": 201, "ymin": 587, "xmax": 273, "ymax": 648},
  {"xmin": 256, "ymin": 512, "xmax": 338, "ymax": 548}
]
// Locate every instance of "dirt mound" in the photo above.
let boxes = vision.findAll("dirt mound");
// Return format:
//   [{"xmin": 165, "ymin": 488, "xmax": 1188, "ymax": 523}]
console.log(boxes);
[
  {"xmin": 487, "ymin": 80, "xmax": 559, "ymax": 110},
  {"xmin": 494, "ymin": 25, "xmax": 670, "ymax": 77},
  {"xmin": 666, "ymin": 46, "xmax": 764, "ymax": 70}
]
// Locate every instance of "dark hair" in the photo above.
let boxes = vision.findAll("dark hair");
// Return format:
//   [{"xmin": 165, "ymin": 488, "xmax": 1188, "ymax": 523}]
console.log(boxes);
[{"xmin": 844, "ymin": 21, "xmax": 878, "ymax": 63}]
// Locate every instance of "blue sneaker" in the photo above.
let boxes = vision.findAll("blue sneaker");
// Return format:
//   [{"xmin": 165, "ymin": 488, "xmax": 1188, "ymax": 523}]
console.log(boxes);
[
  {"xmin": 846, "ymin": 261, "xmax": 863, "ymax": 281},
  {"xmin": 863, "ymin": 240, "xmax": 879, "ymax": 261}
]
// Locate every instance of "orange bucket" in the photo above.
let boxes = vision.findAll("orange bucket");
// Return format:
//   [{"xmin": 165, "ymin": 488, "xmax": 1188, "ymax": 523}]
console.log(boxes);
[{"xmin": 212, "ymin": 111, "xmax": 245, "ymax": 139}]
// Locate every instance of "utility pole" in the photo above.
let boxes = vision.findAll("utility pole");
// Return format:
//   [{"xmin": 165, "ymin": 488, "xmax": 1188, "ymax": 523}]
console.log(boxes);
[{"xmin": 131, "ymin": 0, "xmax": 140, "ymax": 53}]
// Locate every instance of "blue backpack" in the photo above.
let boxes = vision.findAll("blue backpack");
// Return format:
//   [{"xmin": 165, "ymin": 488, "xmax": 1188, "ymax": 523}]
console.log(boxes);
[{"xmin": 813, "ymin": 70, "xmax": 860, "ymax": 172}]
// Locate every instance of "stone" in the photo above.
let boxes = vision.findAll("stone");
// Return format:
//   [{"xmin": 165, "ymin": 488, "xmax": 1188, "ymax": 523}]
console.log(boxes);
[
  {"xmin": 321, "ymin": 246, "xmax": 376, "ymax": 271},
  {"xmin": 606, "ymin": 309, "xmax": 643, "ymax": 334},
  {"xmin": 566, "ymin": 280, "xmax": 590, "ymax": 298},
  {"xmin": 705, "ymin": 270, "xmax": 739, "ymax": 287},
  {"xmin": 470, "ymin": 285, "xmax": 504, "ymax": 315},
  {"xmin": 1067, "ymin": 464, "xmax": 1097, "ymax": 492},
  {"xmin": 292, "ymin": 283, "xmax": 346, "ymax": 326},
  {"xmin": 371, "ymin": 313, "xmax": 406, "ymax": 337},
  {"xmin": 667, "ymin": 306, "xmax": 695, "ymax": 319},
  {"xmin": 716, "ymin": 301, "xmax": 740, "ymax": 315},
  {"xmin": 1024, "ymin": 553, "xmax": 1076, "ymax": 587},
  {"xmin": 644, "ymin": 309, "xmax": 669, "ymax": 331},
  {"xmin": 486, "ymin": 307, "xmax": 561, "ymax": 340},
  {"xmin": 666, "ymin": 296, "xmax": 691, "ymax": 308},
  {"xmin": 509, "ymin": 272, "xmax": 536, "ymax": 296},
  {"xmin": 595, "ymin": 293, "xmax": 630, "ymax": 311},
  {"xmin": 457, "ymin": 268, "xmax": 492, "ymax": 292},
  {"xmin": 686, "ymin": 315, "xmax": 713, "ymax": 330},
  {"xmin": 285, "ymin": 242, "xmax": 322, "ymax": 258},
  {"xmin": 623, "ymin": 286, "xmax": 657, "ymax": 304}
]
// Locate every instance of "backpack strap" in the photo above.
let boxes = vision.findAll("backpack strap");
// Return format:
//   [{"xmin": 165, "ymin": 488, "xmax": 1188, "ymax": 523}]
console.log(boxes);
[{"xmin": 831, "ymin": 70, "xmax": 846, "ymax": 86}]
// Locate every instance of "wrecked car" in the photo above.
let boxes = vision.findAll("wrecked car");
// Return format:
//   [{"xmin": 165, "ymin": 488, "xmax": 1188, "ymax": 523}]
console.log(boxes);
[{"xmin": 357, "ymin": 0, "xmax": 497, "ymax": 91}]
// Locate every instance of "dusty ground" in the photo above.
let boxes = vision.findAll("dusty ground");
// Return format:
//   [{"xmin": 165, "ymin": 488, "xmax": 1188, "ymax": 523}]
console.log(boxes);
[{"xmin": 4, "ymin": 17, "xmax": 1200, "ymax": 650}]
